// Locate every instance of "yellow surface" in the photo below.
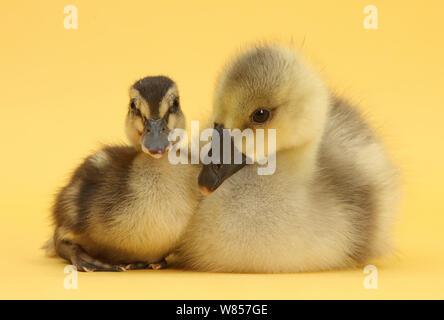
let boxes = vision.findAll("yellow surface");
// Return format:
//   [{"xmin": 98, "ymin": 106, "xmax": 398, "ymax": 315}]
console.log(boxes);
[{"xmin": 1, "ymin": 0, "xmax": 443, "ymax": 299}]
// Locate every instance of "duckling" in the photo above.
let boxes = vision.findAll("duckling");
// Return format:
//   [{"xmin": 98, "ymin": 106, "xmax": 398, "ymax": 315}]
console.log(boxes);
[
  {"xmin": 175, "ymin": 45, "xmax": 400, "ymax": 273},
  {"xmin": 46, "ymin": 76, "xmax": 201, "ymax": 271}
]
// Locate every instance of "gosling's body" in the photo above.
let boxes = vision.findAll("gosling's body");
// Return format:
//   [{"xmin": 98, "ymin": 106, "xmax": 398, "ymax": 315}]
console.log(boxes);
[
  {"xmin": 176, "ymin": 46, "xmax": 399, "ymax": 273},
  {"xmin": 49, "ymin": 76, "xmax": 200, "ymax": 271}
]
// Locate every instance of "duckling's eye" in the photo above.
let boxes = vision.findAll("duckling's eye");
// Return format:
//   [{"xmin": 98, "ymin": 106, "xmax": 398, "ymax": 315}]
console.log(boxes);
[
  {"xmin": 169, "ymin": 98, "xmax": 179, "ymax": 113},
  {"xmin": 130, "ymin": 100, "xmax": 136, "ymax": 110},
  {"xmin": 251, "ymin": 108, "xmax": 271, "ymax": 124}
]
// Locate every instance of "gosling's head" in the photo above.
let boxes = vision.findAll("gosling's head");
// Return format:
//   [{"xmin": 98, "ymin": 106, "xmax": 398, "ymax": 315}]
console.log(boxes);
[
  {"xmin": 198, "ymin": 44, "xmax": 330, "ymax": 194},
  {"xmin": 126, "ymin": 76, "xmax": 185, "ymax": 158}
]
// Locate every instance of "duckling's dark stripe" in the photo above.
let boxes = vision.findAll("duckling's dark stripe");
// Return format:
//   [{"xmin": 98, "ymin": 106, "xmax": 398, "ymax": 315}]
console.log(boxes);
[
  {"xmin": 60, "ymin": 146, "xmax": 139, "ymax": 233},
  {"xmin": 133, "ymin": 76, "xmax": 175, "ymax": 119},
  {"xmin": 130, "ymin": 106, "xmax": 142, "ymax": 118}
]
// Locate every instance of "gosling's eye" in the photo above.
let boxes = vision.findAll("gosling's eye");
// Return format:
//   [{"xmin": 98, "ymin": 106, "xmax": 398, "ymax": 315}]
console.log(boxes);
[
  {"xmin": 251, "ymin": 108, "xmax": 271, "ymax": 124},
  {"xmin": 130, "ymin": 100, "xmax": 136, "ymax": 109}
]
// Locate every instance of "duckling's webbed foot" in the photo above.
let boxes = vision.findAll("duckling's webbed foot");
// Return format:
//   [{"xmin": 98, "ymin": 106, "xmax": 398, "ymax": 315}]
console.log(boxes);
[
  {"xmin": 74, "ymin": 252, "xmax": 127, "ymax": 272},
  {"xmin": 123, "ymin": 258, "xmax": 167, "ymax": 271},
  {"xmin": 57, "ymin": 240, "xmax": 126, "ymax": 272},
  {"xmin": 149, "ymin": 259, "xmax": 167, "ymax": 270}
]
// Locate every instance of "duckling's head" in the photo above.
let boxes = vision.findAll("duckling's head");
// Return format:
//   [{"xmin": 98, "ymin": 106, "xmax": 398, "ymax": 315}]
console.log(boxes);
[
  {"xmin": 126, "ymin": 76, "xmax": 185, "ymax": 158},
  {"xmin": 198, "ymin": 44, "xmax": 329, "ymax": 194}
]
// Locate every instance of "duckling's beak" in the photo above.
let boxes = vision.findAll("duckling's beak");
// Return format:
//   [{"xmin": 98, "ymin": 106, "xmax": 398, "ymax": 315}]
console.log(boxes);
[
  {"xmin": 198, "ymin": 123, "xmax": 247, "ymax": 195},
  {"xmin": 141, "ymin": 119, "xmax": 170, "ymax": 158}
]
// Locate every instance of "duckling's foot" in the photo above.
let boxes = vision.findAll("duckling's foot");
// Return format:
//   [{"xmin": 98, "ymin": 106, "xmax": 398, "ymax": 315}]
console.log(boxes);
[
  {"xmin": 149, "ymin": 259, "xmax": 167, "ymax": 270},
  {"xmin": 123, "ymin": 258, "xmax": 167, "ymax": 271},
  {"xmin": 72, "ymin": 246, "xmax": 126, "ymax": 272}
]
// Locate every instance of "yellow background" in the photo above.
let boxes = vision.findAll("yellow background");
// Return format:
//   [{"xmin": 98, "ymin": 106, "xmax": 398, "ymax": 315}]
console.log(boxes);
[{"xmin": 0, "ymin": 0, "xmax": 443, "ymax": 299}]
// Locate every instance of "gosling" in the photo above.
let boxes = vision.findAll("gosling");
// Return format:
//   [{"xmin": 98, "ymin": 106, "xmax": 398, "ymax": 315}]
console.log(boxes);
[{"xmin": 176, "ymin": 45, "xmax": 400, "ymax": 273}]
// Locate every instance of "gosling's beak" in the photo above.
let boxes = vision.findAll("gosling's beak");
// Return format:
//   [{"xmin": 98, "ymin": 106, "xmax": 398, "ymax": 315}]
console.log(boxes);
[
  {"xmin": 141, "ymin": 118, "xmax": 170, "ymax": 158},
  {"xmin": 198, "ymin": 123, "xmax": 247, "ymax": 195}
]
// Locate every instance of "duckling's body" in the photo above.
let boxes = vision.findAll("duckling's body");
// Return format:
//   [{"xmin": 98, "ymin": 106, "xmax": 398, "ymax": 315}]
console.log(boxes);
[
  {"xmin": 176, "ymin": 46, "xmax": 399, "ymax": 272},
  {"xmin": 48, "ymin": 76, "xmax": 201, "ymax": 271}
]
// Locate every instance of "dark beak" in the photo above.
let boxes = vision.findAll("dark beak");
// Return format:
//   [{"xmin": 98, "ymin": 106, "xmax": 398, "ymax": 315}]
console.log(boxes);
[
  {"xmin": 141, "ymin": 118, "xmax": 170, "ymax": 158},
  {"xmin": 198, "ymin": 123, "xmax": 247, "ymax": 195}
]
